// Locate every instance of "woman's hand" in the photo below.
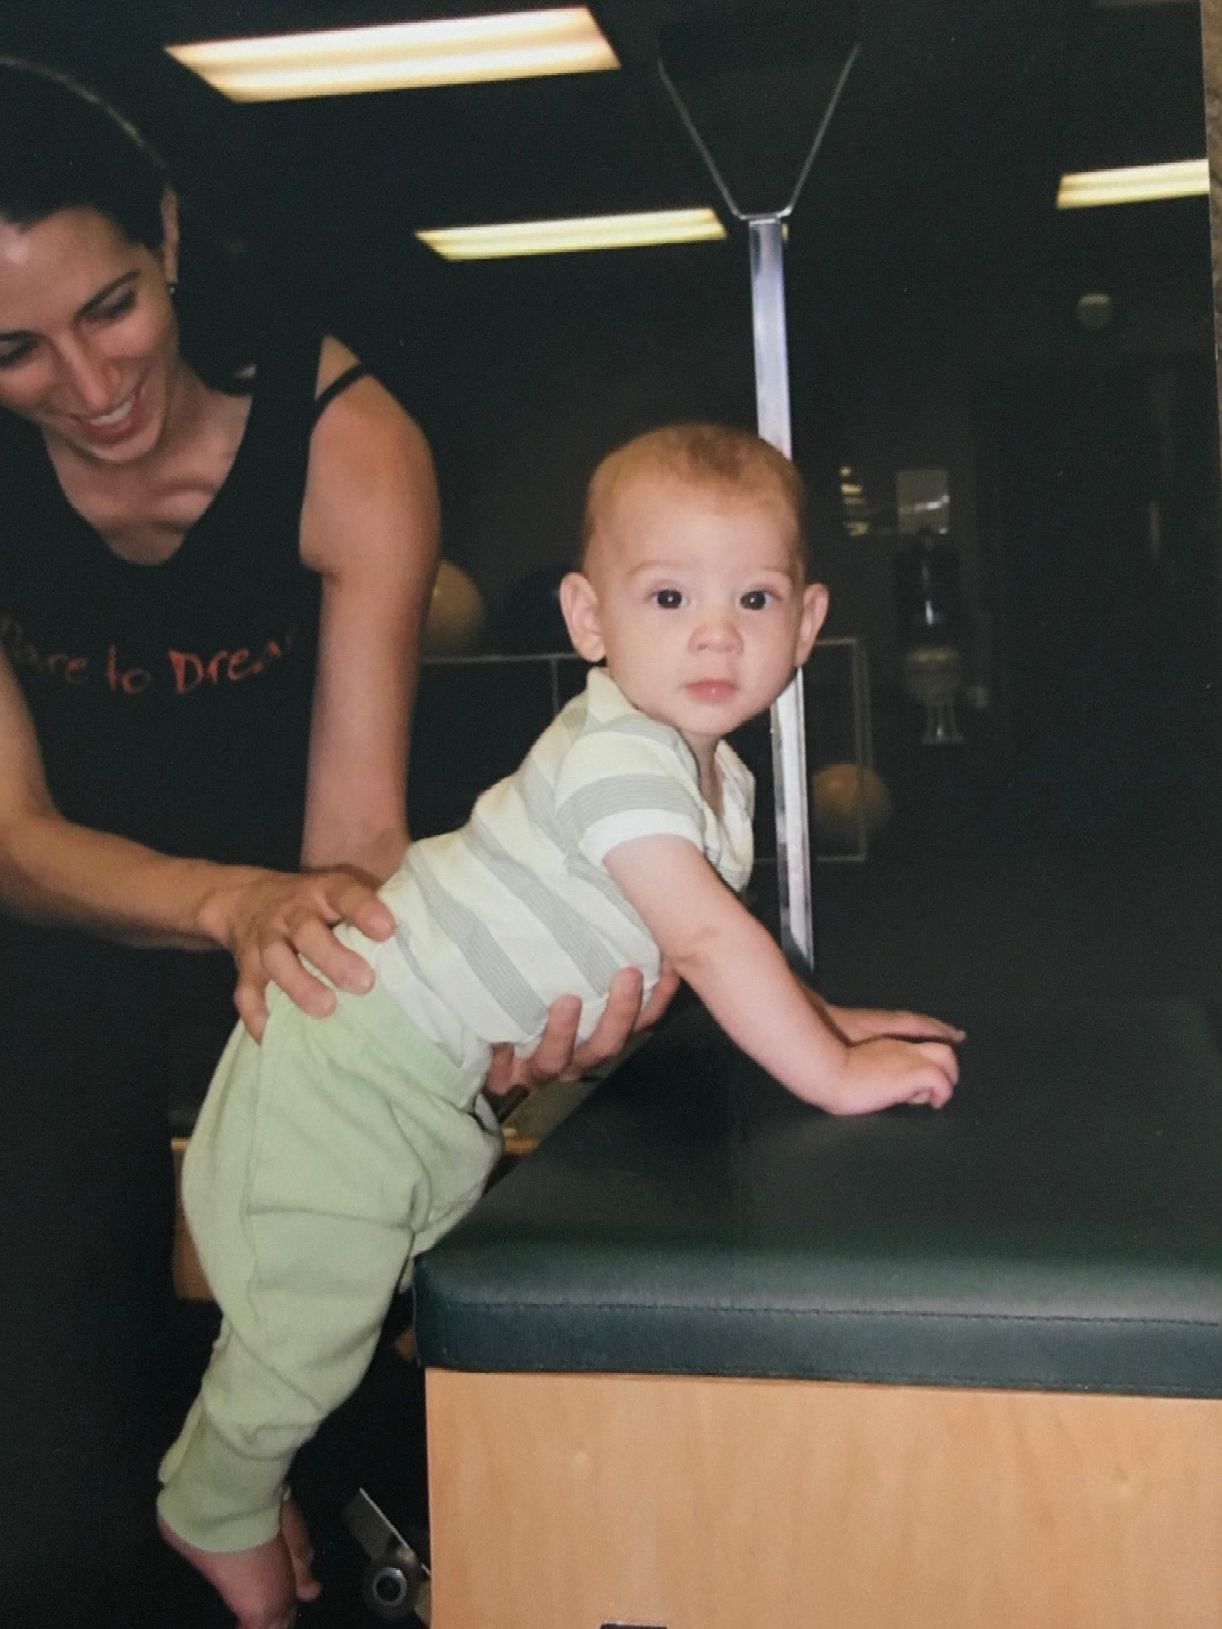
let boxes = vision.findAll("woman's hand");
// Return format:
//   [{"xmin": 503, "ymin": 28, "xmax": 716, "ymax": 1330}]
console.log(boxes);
[
  {"xmin": 203, "ymin": 866, "xmax": 396, "ymax": 1041},
  {"xmin": 484, "ymin": 963, "xmax": 681, "ymax": 1097}
]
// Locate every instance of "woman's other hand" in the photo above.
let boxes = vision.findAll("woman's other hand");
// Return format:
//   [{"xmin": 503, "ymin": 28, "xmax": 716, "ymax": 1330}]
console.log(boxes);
[
  {"xmin": 484, "ymin": 962, "xmax": 681, "ymax": 1097},
  {"xmin": 204, "ymin": 866, "xmax": 396, "ymax": 1040}
]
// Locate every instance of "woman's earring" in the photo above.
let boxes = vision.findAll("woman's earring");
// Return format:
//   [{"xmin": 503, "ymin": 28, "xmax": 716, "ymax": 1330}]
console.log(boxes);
[{"xmin": 167, "ymin": 279, "xmax": 178, "ymax": 299}]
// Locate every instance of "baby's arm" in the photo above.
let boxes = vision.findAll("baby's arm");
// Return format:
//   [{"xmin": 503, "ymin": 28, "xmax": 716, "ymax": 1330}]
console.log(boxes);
[{"xmin": 603, "ymin": 837, "xmax": 957, "ymax": 1113}]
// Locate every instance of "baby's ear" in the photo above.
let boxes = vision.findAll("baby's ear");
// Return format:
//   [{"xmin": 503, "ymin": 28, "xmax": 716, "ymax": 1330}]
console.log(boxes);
[
  {"xmin": 559, "ymin": 572, "xmax": 606, "ymax": 662},
  {"xmin": 795, "ymin": 581, "xmax": 829, "ymax": 666}
]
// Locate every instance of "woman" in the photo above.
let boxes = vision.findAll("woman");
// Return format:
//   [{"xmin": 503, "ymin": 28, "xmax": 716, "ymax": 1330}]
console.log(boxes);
[{"xmin": 0, "ymin": 59, "xmax": 670, "ymax": 1624}]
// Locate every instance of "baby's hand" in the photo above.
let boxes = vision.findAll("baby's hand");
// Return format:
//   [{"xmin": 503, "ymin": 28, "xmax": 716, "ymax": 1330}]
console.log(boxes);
[
  {"xmin": 821, "ymin": 1035, "xmax": 958, "ymax": 1115},
  {"xmin": 159, "ymin": 1498, "xmax": 319, "ymax": 1629},
  {"xmin": 826, "ymin": 1003, "xmax": 965, "ymax": 1048}
]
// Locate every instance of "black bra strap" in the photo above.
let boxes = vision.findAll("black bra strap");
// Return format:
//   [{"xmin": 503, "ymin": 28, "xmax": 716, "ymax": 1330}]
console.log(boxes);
[{"xmin": 311, "ymin": 362, "xmax": 369, "ymax": 425}]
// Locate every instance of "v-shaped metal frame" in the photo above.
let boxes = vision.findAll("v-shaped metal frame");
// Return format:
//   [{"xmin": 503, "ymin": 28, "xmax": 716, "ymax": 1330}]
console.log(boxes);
[{"xmin": 657, "ymin": 39, "xmax": 861, "ymax": 973}]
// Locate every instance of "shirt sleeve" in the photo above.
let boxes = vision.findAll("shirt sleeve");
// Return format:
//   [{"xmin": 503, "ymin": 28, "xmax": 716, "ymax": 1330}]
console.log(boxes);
[
  {"xmin": 713, "ymin": 742, "xmax": 756, "ymax": 892},
  {"xmin": 554, "ymin": 727, "xmax": 707, "ymax": 868}
]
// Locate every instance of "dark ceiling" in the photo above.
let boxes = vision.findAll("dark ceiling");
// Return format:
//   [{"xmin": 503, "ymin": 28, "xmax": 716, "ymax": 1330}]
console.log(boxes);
[
  {"xmin": 0, "ymin": 1, "xmax": 1209, "ymax": 464},
  {"xmin": 2, "ymin": 2, "xmax": 1205, "ymax": 236}
]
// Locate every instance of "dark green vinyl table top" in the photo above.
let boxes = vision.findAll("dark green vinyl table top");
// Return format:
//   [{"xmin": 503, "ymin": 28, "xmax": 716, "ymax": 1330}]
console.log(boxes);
[{"xmin": 415, "ymin": 1000, "xmax": 1222, "ymax": 1396}]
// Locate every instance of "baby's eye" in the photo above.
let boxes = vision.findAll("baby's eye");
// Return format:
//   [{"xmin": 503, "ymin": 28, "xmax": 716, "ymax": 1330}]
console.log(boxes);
[
  {"xmin": 740, "ymin": 589, "xmax": 774, "ymax": 610},
  {"xmin": 652, "ymin": 588, "xmax": 684, "ymax": 609}
]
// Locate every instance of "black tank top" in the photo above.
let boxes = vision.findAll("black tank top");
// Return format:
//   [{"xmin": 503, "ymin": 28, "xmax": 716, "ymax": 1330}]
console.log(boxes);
[{"xmin": 0, "ymin": 327, "xmax": 342, "ymax": 1034}]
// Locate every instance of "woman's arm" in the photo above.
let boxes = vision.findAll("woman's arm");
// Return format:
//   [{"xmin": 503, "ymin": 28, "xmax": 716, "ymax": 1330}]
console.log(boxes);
[
  {"xmin": 297, "ymin": 339, "xmax": 438, "ymax": 878},
  {"xmin": 181, "ymin": 336, "xmax": 441, "ymax": 1036},
  {"xmin": 0, "ymin": 643, "xmax": 388, "ymax": 975},
  {"xmin": 0, "ymin": 641, "xmax": 221, "ymax": 946}
]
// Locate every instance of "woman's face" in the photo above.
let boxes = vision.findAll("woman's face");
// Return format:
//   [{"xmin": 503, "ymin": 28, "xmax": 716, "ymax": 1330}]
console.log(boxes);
[{"xmin": 0, "ymin": 198, "xmax": 180, "ymax": 464}]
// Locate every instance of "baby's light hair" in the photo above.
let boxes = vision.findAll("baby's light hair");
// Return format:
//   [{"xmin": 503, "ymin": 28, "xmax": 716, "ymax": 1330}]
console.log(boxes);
[{"xmin": 581, "ymin": 422, "xmax": 810, "ymax": 573}]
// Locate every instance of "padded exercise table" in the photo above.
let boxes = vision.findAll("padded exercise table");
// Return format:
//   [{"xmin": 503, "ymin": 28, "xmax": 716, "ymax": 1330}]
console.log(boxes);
[{"xmin": 415, "ymin": 999, "xmax": 1222, "ymax": 1629}]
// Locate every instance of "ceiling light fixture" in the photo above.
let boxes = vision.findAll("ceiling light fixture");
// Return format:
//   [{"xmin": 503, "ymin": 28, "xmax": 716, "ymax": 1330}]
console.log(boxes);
[
  {"xmin": 416, "ymin": 207, "xmax": 726, "ymax": 259},
  {"xmin": 166, "ymin": 7, "xmax": 618, "ymax": 102},
  {"xmin": 1056, "ymin": 157, "xmax": 1208, "ymax": 209}
]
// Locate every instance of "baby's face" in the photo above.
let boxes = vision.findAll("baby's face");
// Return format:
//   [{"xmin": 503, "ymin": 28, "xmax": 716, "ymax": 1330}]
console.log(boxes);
[{"xmin": 575, "ymin": 471, "xmax": 827, "ymax": 755}]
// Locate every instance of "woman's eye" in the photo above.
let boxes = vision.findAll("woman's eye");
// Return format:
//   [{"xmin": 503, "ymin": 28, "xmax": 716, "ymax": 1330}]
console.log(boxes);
[
  {"xmin": 653, "ymin": 589, "xmax": 684, "ymax": 609},
  {"xmin": 741, "ymin": 589, "xmax": 773, "ymax": 610},
  {"xmin": 94, "ymin": 290, "xmax": 137, "ymax": 322},
  {"xmin": 0, "ymin": 341, "xmax": 34, "ymax": 369}
]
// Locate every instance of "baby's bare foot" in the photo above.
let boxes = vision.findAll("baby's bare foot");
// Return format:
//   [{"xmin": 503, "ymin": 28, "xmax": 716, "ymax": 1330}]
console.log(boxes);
[
  {"xmin": 279, "ymin": 1497, "xmax": 322, "ymax": 1601},
  {"xmin": 158, "ymin": 1511, "xmax": 300, "ymax": 1629}
]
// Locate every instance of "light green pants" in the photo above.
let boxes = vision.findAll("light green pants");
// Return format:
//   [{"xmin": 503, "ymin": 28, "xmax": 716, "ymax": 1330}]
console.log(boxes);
[{"xmin": 157, "ymin": 976, "xmax": 501, "ymax": 1551}]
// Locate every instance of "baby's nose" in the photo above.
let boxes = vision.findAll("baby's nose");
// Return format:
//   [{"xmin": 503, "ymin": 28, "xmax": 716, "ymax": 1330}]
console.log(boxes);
[{"xmin": 693, "ymin": 613, "xmax": 741, "ymax": 650}]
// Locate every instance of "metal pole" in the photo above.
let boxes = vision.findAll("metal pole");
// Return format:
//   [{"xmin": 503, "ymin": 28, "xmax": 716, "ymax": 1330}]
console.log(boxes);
[
  {"xmin": 656, "ymin": 40, "xmax": 861, "ymax": 974},
  {"xmin": 749, "ymin": 216, "xmax": 813, "ymax": 970}
]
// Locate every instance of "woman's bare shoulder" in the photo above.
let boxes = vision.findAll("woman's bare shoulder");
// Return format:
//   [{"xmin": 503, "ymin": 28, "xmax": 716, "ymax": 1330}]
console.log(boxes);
[{"xmin": 299, "ymin": 338, "xmax": 437, "ymax": 578}]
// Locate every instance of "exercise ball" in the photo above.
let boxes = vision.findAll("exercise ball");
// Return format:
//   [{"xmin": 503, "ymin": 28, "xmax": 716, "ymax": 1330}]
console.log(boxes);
[
  {"xmin": 811, "ymin": 763, "xmax": 892, "ymax": 850},
  {"xmin": 424, "ymin": 560, "xmax": 485, "ymax": 658}
]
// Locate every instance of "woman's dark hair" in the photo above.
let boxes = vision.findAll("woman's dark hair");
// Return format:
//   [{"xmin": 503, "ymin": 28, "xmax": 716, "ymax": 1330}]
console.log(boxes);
[{"xmin": 0, "ymin": 57, "xmax": 258, "ymax": 390}]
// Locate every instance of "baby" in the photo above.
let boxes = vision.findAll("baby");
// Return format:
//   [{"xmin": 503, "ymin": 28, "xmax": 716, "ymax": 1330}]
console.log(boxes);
[{"xmin": 159, "ymin": 423, "xmax": 961, "ymax": 1628}]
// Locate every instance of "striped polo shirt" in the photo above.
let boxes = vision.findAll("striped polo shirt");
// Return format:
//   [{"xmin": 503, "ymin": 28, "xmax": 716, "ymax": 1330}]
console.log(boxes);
[{"xmin": 368, "ymin": 666, "xmax": 754, "ymax": 1068}]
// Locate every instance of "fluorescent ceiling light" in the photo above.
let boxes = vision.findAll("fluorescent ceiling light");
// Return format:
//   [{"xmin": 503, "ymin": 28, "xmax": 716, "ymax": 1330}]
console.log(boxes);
[
  {"xmin": 166, "ymin": 7, "xmax": 618, "ymax": 102},
  {"xmin": 1056, "ymin": 157, "xmax": 1208, "ymax": 209},
  {"xmin": 417, "ymin": 208, "xmax": 726, "ymax": 259}
]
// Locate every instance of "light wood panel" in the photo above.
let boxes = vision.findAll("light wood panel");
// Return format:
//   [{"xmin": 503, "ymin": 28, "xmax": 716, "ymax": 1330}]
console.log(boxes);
[
  {"xmin": 427, "ymin": 1368, "xmax": 1222, "ymax": 1629},
  {"xmin": 170, "ymin": 1136, "xmax": 211, "ymax": 1300}
]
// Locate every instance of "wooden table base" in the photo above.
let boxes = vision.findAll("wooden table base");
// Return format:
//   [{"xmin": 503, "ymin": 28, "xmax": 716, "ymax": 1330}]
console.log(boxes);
[{"xmin": 426, "ymin": 1368, "xmax": 1222, "ymax": 1629}]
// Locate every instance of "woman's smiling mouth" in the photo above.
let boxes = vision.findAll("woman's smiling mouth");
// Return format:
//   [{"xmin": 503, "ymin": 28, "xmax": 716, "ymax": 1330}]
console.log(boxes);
[
  {"xmin": 65, "ymin": 378, "xmax": 147, "ymax": 446},
  {"xmin": 81, "ymin": 390, "xmax": 137, "ymax": 427}
]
